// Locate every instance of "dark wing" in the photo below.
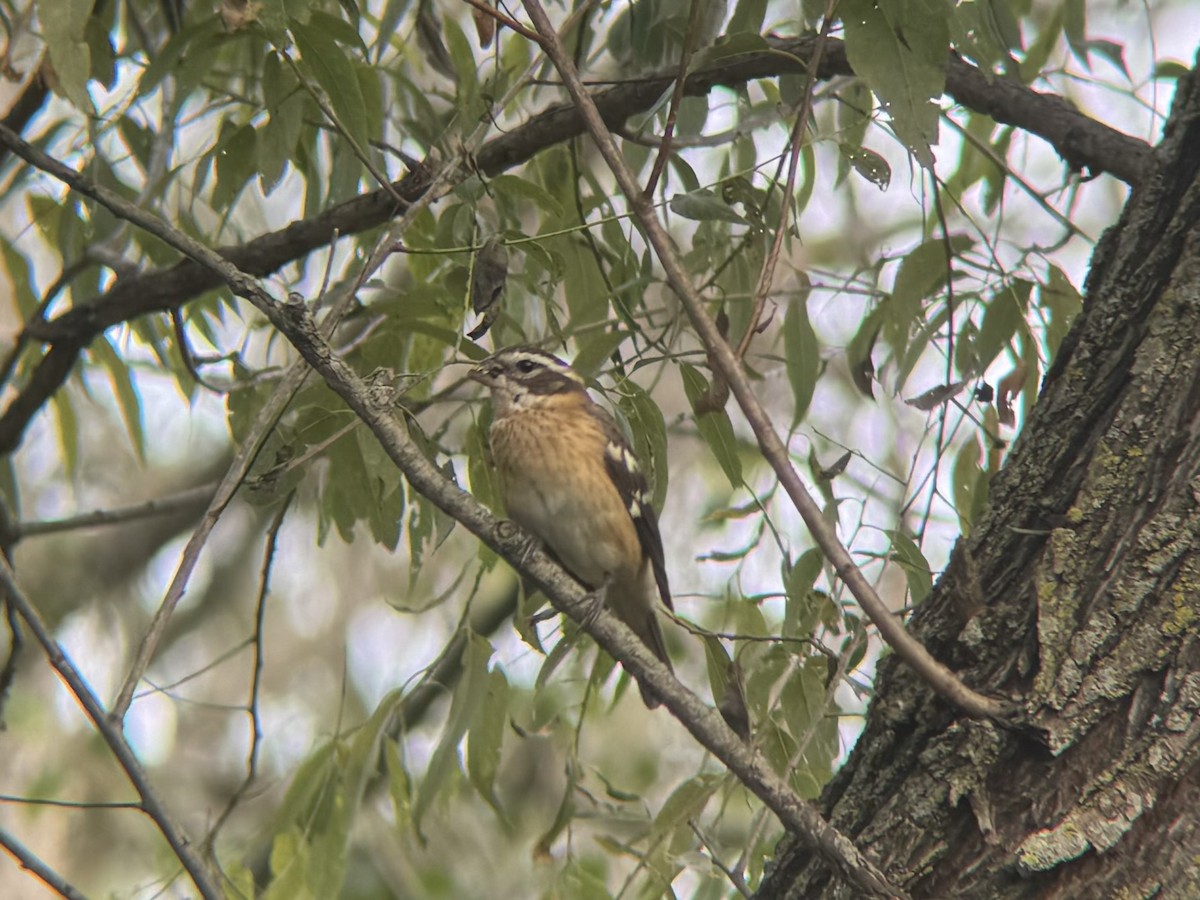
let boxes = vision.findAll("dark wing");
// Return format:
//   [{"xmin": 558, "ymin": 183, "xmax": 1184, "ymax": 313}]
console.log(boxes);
[{"xmin": 595, "ymin": 403, "xmax": 673, "ymax": 611}]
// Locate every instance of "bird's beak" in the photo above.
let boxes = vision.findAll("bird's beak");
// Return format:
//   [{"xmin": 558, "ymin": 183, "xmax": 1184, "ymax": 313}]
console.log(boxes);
[{"xmin": 467, "ymin": 362, "xmax": 492, "ymax": 385}]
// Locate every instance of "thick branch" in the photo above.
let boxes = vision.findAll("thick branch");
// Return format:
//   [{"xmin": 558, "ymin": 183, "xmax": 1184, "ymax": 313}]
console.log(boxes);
[{"xmin": 0, "ymin": 37, "xmax": 1149, "ymax": 454}]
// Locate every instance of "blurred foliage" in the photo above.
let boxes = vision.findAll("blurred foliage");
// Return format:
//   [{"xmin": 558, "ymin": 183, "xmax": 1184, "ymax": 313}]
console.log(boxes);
[{"xmin": 0, "ymin": 0, "xmax": 1185, "ymax": 896}]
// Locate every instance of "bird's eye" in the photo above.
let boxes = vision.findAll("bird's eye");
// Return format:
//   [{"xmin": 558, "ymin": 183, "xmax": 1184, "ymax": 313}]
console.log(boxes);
[{"xmin": 515, "ymin": 359, "xmax": 539, "ymax": 374}]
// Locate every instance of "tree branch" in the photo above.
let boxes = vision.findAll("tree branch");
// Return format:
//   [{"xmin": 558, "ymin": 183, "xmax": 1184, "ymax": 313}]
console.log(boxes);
[
  {"xmin": 0, "ymin": 559, "xmax": 220, "ymax": 899},
  {"xmin": 15, "ymin": 484, "xmax": 216, "ymax": 539},
  {"xmin": 0, "ymin": 36, "xmax": 1150, "ymax": 456},
  {"xmin": 0, "ymin": 827, "xmax": 88, "ymax": 900}
]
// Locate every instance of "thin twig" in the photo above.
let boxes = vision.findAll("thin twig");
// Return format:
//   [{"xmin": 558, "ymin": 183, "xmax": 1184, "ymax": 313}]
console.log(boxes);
[
  {"xmin": 0, "ymin": 794, "xmax": 142, "ymax": 811},
  {"xmin": 689, "ymin": 820, "xmax": 753, "ymax": 898},
  {"xmin": 0, "ymin": 559, "xmax": 220, "ymax": 899},
  {"xmin": 735, "ymin": 1, "xmax": 837, "ymax": 362},
  {"xmin": 0, "ymin": 827, "xmax": 89, "ymax": 900},
  {"xmin": 460, "ymin": 0, "xmax": 545, "ymax": 45},
  {"xmin": 642, "ymin": 0, "xmax": 706, "ymax": 198},
  {"xmin": 205, "ymin": 495, "xmax": 293, "ymax": 852},
  {"xmin": 17, "ymin": 484, "xmax": 216, "ymax": 539},
  {"xmin": 106, "ymin": 149, "xmax": 465, "ymax": 722}
]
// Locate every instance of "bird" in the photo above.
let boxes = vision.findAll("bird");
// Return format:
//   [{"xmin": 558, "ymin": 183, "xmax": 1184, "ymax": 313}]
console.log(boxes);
[{"xmin": 468, "ymin": 346, "xmax": 673, "ymax": 706}]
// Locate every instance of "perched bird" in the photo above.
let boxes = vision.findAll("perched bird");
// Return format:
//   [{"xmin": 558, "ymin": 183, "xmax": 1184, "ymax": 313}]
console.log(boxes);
[{"xmin": 469, "ymin": 346, "xmax": 673, "ymax": 706}]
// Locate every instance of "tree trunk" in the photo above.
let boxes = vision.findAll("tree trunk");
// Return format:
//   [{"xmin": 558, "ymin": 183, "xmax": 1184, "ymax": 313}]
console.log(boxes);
[{"xmin": 759, "ymin": 57, "xmax": 1200, "ymax": 900}]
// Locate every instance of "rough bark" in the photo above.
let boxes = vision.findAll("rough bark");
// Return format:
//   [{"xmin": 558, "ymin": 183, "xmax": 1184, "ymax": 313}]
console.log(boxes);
[{"xmin": 758, "ymin": 54, "xmax": 1200, "ymax": 900}]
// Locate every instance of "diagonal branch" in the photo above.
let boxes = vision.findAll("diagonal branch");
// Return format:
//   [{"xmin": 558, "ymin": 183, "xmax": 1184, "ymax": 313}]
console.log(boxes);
[
  {"xmin": 0, "ymin": 826, "xmax": 88, "ymax": 900},
  {"xmin": 0, "ymin": 559, "xmax": 220, "ymax": 899},
  {"xmin": 519, "ymin": 1, "xmax": 1008, "ymax": 728}
]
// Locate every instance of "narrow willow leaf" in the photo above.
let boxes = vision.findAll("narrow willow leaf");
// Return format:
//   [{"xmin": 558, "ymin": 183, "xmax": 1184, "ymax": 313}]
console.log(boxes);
[
  {"xmin": 680, "ymin": 363, "xmax": 743, "ymax": 488},
  {"xmin": 51, "ymin": 391, "xmax": 79, "ymax": 478},
  {"xmin": 976, "ymin": 279, "xmax": 1032, "ymax": 371},
  {"xmin": 413, "ymin": 634, "xmax": 493, "ymax": 835},
  {"xmin": 886, "ymin": 530, "xmax": 933, "ymax": 605},
  {"xmin": 783, "ymin": 548, "xmax": 832, "ymax": 638},
  {"xmin": 890, "ymin": 234, "xmax": 975, "ymax": 331},
  {"xmin": 290, "ymin": 18, "xmax": 370, "ymax": 155},
  {"xmin": 92, "ymin": 334, "xmax": 146, "ymax": 462},
  {"xmin": 953, "ymin": 435, "xmax": 988, "ymax": 535},
  {"xmin": 783, "ymin": 289, "xmax": 819, "ymax": 428},
  {"xmin": 1041, "ymin": 266, "xmax": 1082, "ymax": 361},
  {"xmin": 649, "ymin": 774, "xmax": 720, "ymax": 842},
  {"xmin": 615, "ymin": 379, "xmax": 669, "ymax": 510},
  {"xmin": 670, "ymin": 188, "xmax": 749, "ymax": 224},
  {"xmin": 37, "ymin": 0, "xmax": 92, "ymax": 110},
  {"xmin": 467, "ymin": 668, "xmax": 510, "ymax": 818}
]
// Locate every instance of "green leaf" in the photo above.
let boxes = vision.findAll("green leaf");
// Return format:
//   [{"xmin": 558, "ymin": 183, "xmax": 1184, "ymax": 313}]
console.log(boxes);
[
  {"xmin": 728, "ymin": 0, "xmax": 769, "ymax": 35},
  {"xmin": 782, "ymin": 286, "xmax": 819, "ymax": 428},
  {"xmin": 443, "ymin": 14, "xmax": 481, "ymax": 118},
  {"xmin": 290, "ymin": 17, "xmax": 371, "ymax": 156},
  {"xmin": 952, "ymin": 435, "xmax": 988, "ymax": 535},
  {"xmin": 1040, "ymin": 266, "xmax": 1081, "ymax": 362},
  {"xmin": 847, "ymin": 304, "xmax": 883, "ymax": 400},
  {"xmin": 948, "ymin": 0, "xmax": 1014, "ymax": 72},
  {"xmin": 670, "ymin": 188, "xmax": 749, "ymax": 224},
  {"xmin": 262, "ymin": 828, "xmax": 310, "ymax": 900},
  {"xmin": 886, "ymin": 530, "xmax": 932, "ymax": 605},
  {"xmin": 570, "ymin": 331, "xmax": 628, "ymax": 379},
  {"xmin": 615, "ymin": 379, "xmax": 669, "ymax": 511},
  {"xmin": 680, "ymin": 363, "xmax": 743, "ymax": 488},
  {"xmin": 384, "ymin": 741, "xmax": 412, "ymax": 835},
  {"xmin": 1017, "ymin": 6, "xmax": 1064, "ymax": 83},
  {"xmin": 842, "ymin": 0, "xmax": 948, "ymax": 167},
  {"xmin": 490, "ymin": 174, "xmax": 565, "ymax": 218},
  {"xmin": 413, "ymin": 633, "xmax": 493, "ymax": 835},
  {"xmin": 837, "ymin": 79, "xmax": 873, "ymax": 153},
  {"xmin": 51, "ymin": 391, "xmax": 79, "ymax": 478},
  {"xmin": 308, "ymin": 8, "xmax": 368, "ymax": 54},
  {"xmin": 213, "ymin": 123, "xmax": 259, "ymax": 210},
  {"xmin": 976, "ymin": 279, "xmax": 1032, "ymax": 371},
  {"xmin": 649, "ymin": 774, "xmax": 720, "ymax": 842},
  {"xmin": 1153, "ymin": 59, "xmax": 1192, "ymax": 81},
  {"xmin": 467, "ymin": 668, "xmax": 509, "ymax": 818},
  {"xmin": 37, "ymin": 0, "xmax": 93, "ymax": 111},
  {"xmin": 890, "ymin": 235, "xmax": 975, "ymax": 336},
  {"xmin": 779, "ymin": 659, "xmax": 838, "ymax": 795},
  {"xmin": 91, "ymin": 334, "xmax": 146, "ymax": 462},
  {"xmin": 0, "ymin": 239, "xmax": 38, "ymax": 320},
  {"xmin": 702, "ymin": 636, "xmax": 735, "ymax": 705},
  {"xmin": 841, "ymin": 144, "xmax": 892, "ymax": 189},
  {"xmin": 783, "ymin": 548, "xmax": 828, "ymax": 638},
  {"xmin": 689, "ymin": 32, "xmax": 769, "ymax": 71}
]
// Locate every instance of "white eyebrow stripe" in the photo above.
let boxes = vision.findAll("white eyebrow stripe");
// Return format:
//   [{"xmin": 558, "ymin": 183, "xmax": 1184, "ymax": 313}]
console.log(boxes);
[{"xmin": 498, "ymin": 349, "xmax": 585, "ymax": 384}]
